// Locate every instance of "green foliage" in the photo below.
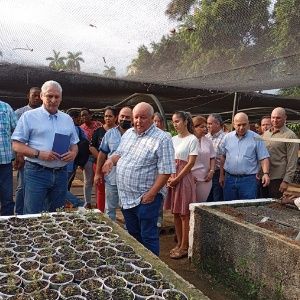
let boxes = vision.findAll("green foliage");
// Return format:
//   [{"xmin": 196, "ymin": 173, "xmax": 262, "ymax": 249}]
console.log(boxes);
[
  {"xmin": 103, "ymin": 65, "xmax": 117, "ymax": 77},
  {"xmin": 46, "ymin": 50, "xmax": 66, "ymax": 71},
  {"xmin": 279, "ymin": 87, "xmax": 300, "ymax": 97},
  {"xmin": 66, "ymin": 51, "xmax": 84, "ymax": 72},
  {"xmin": 286, "ymin": 123, "xmax": 300, "ymax": 137},
  {"xmin": 127, "ymin": 0, "xmax": 299, "ymax": 90},
  {"xmin": 46, "ymin": 50, "xmax": 84, "ymax": 72}
]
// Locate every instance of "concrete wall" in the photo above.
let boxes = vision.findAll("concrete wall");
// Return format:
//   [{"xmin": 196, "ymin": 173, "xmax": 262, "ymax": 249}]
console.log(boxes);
[{"xmin": 190, "ymin": 204, "xmax": 300, "ymax": 300}]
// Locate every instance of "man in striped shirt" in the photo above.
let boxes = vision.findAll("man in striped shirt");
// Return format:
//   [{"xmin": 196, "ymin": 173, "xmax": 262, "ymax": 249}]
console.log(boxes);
[{"xmin": 102, "ymin": 102, "xmax": 175, "ymax": 256}]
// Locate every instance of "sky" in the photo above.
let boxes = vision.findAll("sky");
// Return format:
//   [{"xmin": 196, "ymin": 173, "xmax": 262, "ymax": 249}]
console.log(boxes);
[{"xmin": 0, "ymin": 0, "xmax": 176, "ymax": 76}]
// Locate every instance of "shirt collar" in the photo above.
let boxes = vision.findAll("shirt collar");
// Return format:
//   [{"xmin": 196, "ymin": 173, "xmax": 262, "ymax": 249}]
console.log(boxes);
[
  {"xmin": 211, "ymin": 129, "xmax": 224, "ymax": 138},
  {"xmin": 41, "ymin": 105, "xmax": 58, "ymax": 119},
  {"xmin": 133, "ymin": 123, "xmax": 155, "ymax": 137},
  {"xmin": 235, "ymin": 130, "xmax": 249, "ymax": 139},
  {"xmin": 270, "ymin": 125, "xmax": 287, "ymax": 134}
]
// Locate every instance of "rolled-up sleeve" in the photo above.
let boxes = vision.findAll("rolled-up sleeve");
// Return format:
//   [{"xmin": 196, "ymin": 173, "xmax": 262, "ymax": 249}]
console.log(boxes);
[
  {"xmin": 11, "ymin": 113, "xmax": 29, "ymax": 143},
  {"xmin": 157, "ymin": 135, "xmax": 176, "ymax": 174}
]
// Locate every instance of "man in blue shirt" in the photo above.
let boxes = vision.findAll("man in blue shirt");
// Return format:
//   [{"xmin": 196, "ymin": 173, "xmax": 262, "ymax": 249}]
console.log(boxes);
[
  {"xmin": 12, "ymin": 80, "xmax": 78, "ymax": 214},
  {"xmin": 219, "ymin": 112, "xmax": 270, "ymax": 201},
  {"xmin": 102, "ymin": 102, "xmax": 176, "ymax": 256},
  {"xmin": 0, "ymin": 100, "xmax": 17, "ymax": 215},
  {"xmin": 94, "ymin": 106, "xmax": 132, "ymax": 221},
  {"xmin": 14, "ymin": 87, "xmax": 41, "ymax": 214}
]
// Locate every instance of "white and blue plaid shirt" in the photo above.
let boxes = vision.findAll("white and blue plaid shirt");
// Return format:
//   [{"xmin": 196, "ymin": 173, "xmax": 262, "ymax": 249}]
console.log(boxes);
[
  {"xmin": 0, "ymin": 101, "xmax": 17, "ymax": 164},
  {"xmin": 206, "ymin": 129, "xmax": 226, "ymax": 169},
  {"xmin": 115, "ymin": 124, "xmax": 176, "ymax": 209}
]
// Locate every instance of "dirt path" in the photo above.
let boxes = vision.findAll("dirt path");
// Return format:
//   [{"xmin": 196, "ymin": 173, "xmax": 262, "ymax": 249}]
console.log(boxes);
[{"xmin": 159, "ymin": 234, "xmax": 240, "ymax": 300}]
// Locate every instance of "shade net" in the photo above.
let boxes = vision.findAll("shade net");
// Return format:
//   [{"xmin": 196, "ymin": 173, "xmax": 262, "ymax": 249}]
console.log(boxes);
[{"xmin": 0, "ymin": 0, "xmax": 299, "ymax": 92}]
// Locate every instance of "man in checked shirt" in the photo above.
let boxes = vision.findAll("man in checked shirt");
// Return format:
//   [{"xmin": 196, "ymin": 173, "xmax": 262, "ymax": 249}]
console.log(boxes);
[
  {"xmin": 102, "ymin": 102, "xmax": 175, "ymax": 256},
  {"xmin": 0, "ymin": 99, "xmax": 17, "ymax": 215}
]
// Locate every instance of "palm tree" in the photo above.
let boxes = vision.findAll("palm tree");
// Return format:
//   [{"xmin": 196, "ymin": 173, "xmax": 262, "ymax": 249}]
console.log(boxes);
[
  {"xmin": 103, "ymin": 65, "xmax": 116, "ymax": 77},
  {"xmin": 66, "ymin": 51, "xmax": 84, "ymax": 72},
  {"xmin": 46, "ymin": 50, "xmax": 66, "ymax": 70}
]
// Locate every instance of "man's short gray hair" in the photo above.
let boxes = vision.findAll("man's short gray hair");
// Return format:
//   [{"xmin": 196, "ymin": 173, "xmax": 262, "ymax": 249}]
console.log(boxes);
[
  {"xmin": 41, "ymin": 80, "xmax": 62, "ymax": 94},
  {"xmin": 208, "ymin": 113, "xmax": 223, "ymax": 125}
]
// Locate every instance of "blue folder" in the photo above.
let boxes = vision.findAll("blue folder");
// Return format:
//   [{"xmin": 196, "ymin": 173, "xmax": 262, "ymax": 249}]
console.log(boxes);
[{"xmin": 52, "ymin": 133, "xmax": 70, "ymax": 156}]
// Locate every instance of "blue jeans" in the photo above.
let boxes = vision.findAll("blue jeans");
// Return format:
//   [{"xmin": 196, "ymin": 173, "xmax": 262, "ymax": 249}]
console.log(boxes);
[
  {"xmin": 0, "ymin": 163, "xmax": 14, "ymax": 216},
  {"xmin": 207, "ymin": 170, "xmax": 224, "ymax": 202},
  {"xmin": 15, "ymin": 167, "xmax": 25, "ymax": 214},
  {"xmin": 223, "ymin": 173, "xmax": 257, "ymax": 201},
  {"xmin": 121, "ymin": 194, "xmax": 162, "ymax": 256},
  {"xmin": 24, "ymin": 162, "xmax": 68, "ymax": 214},
  {"xmin": 105, "ymin": 183, "xmax": 119, "ymax": 221},
  {"xmin": 65, "ymin": 171, "xmax": 83, "ymax": 207}
]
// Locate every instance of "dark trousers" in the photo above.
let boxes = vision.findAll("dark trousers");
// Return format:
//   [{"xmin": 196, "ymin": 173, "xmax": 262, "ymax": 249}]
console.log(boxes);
[
  {"xmin": 122, "ymin": 193, "xmax": 162, "ymax": 256},
  {"xmin": 268, "ymin": 179, "xmax": 283, "ymax": 199},
  {"xmin": 207, "ymin": 170, "xmax": 224, "ymax": 202},
  {"xmin": 0, "ymin": 163, "xmax": 14, "ymax": 216}
]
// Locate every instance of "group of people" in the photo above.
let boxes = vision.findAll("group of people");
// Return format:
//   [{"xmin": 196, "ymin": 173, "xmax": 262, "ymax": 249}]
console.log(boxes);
[{"xmin": 0, "ymin": 79, "xmax": 299, "ymax": 259}]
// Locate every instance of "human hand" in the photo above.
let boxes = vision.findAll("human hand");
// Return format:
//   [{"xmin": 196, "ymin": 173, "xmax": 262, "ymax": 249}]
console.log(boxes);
[
  {"xmin": 167, "ymin": 177, "xmax": 178, "ymax": 188},
  {"xmin": 205, "ymin": 171, "xmax": 213, "ymax": 182},
  {"xmin": 60, "ymin": 150, "xmax": 77, "ymax": 162},
  {"xmin": 13, "ymin": 154, "xmax": 25, "ymax": 170},
  {"xmin": 38, "ymin": 151, "xmax": 61, "ymax": 161},
  {"xmin": 279, "ymin": 181, "xmax": 289, "ymax": 193},
  {"xmin": 102, "ymin": 159, "xmax": 113, "ymax": 175},
  {"xmin": 141, "ymin": 192, "xmax": 155, "ymax": 204},
  {"xmin": 261, "ymin": 174, "xmax": 270, "ymax": 187},
  {"xmin": 94, "ymin": 173, "xmax": 103, "ymax": 186}
]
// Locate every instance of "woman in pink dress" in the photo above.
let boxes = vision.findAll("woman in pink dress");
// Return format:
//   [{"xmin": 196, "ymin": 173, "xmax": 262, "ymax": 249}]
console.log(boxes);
[
  {"xmin": 191, "ymin": 116, "xmax": 216, "ymax": 202},
  {"xmin": 165, "ymin": 111, "xmax": 199, "ymax": 259}
]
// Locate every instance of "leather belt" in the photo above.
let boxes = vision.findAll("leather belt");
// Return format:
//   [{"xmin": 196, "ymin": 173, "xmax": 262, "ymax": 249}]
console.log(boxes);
[
  {"xmin": 26, "ymin": 161, "xmax": 66, "ymax": 171},
  {"xmin": 225, "ymin": 171, "xmax": 255, "ymax": 178}
]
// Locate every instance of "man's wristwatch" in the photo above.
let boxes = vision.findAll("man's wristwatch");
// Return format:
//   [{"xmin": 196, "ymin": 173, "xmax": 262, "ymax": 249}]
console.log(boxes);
[
  {"xmin": 34, "ymin": 150, "xmax": 40, "ymax": 159},
  {"xmin": 263, "ymin": 172, "xmax": 269, "ymax": 176}
]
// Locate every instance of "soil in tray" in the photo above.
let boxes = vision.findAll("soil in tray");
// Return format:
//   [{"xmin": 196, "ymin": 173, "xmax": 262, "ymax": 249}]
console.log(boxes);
[
  {"xmin": 86, "ymin": 289, "xmax": 111, "ymax": 300},
  {"xmin": 218, "ymin": 205, "xmax": 246, "ymax": 220},
  {"xmin": 30, "ymin": 289, "xmax": 59, "ymax": 300},
  {"xmin": 218, "ymin": 205, "xmax": 300, "ymax": 240},
  {"xmin": 74, "ymin": 267, "xmax": 95, "ymax": 282},
  {"xmin": 112, "ymin": 287, "xmax": 134, "ymax": 300},
  {"xmin": 256, "ymin": 220, "xmax": 299, "ymax": 239}
]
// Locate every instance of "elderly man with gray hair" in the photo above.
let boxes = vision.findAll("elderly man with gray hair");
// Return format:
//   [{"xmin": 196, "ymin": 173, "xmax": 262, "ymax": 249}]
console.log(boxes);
[
  {"xmin": 206, "ymin": 113, "xmax": 226, "ymax": 202},
  {"xmin": 12, "ymin": 80, "xmax": 79, "ymax": 214},
  {"xmin": 219, "ymin": 112, "xmax": 270, "ymax": 201},
  {"xmin": 102, "ymin": 102, "xmax": 175, "ymax": 256},
  {"xmin": 263, "ymin": 107, "xmax": 298, "ymax": 198}
]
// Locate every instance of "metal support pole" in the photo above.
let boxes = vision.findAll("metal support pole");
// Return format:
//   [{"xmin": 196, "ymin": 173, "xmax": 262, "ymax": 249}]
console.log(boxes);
[{"xmin": 231, "ymin": 92, "xmax": 239, "ymax": 130}]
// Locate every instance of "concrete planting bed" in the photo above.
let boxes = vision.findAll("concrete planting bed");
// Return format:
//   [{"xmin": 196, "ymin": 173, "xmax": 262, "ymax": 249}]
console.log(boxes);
[{"xmin": 189, "ymin": 200, "xmax": 300, "ymax": 300}]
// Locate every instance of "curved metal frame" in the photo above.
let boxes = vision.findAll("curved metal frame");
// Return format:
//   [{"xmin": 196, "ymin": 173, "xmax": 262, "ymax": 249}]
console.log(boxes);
[{"xmin": 110, "ymin": 93, "xmax": 168, "ymax": 130}]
